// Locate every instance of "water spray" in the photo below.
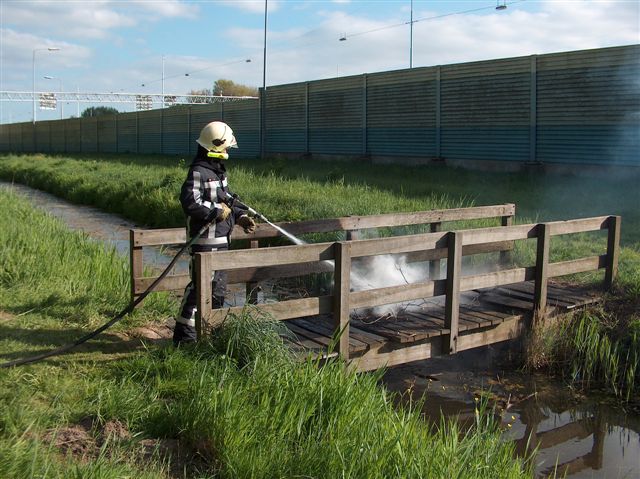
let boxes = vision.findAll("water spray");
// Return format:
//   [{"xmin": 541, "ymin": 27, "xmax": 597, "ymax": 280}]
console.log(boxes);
[
  {"xmin": 223, "ymin": 192, "xmax": 305, "ymax": 246},
  {"xmin": 225, "ymin": 193, "xmax": 387, "ymax": 292},
  {"xmin": 227, "ymin": 195, "xmax": 433, "ymax": 316}
]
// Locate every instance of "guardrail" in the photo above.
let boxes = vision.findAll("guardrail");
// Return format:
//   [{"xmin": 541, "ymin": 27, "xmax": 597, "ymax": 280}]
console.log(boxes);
[{"xmin": 194, "ymin": 215, "xmax": 620, "ymax": 361}]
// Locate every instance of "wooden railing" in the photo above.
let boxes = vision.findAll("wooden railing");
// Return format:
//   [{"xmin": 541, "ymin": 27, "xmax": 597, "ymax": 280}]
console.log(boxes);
[
  {"xmin": 129, "ymin": 203, "xmax": 516, "ymax": 302},
  {"xmin": 194, "ymin": 215, "xmax": 620, "ymax": 360}
]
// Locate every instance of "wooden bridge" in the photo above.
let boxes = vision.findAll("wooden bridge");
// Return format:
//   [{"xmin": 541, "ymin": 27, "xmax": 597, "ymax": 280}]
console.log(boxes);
[{"xmin": 130, "ymin": 204, "xmax": 620, "ymax": 372}]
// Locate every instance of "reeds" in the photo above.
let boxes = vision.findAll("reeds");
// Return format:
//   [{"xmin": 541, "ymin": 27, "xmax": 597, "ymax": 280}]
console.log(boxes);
[{"xmin": 525, "ymin": 306, "xmax": 639, "ymax": 401}]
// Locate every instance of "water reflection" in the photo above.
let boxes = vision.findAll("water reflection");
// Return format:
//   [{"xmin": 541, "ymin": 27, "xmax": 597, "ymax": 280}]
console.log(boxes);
[
  {"xmin": 0, "ymin": 181, "xmax": 188, "ymax": 275},
  {"xmin": 382, "ymin": 350, "xmax": 640, "ymax": 478}
]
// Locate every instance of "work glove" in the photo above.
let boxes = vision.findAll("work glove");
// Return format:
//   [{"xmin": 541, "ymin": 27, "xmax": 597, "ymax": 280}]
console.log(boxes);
[
  {"xmin": 237, "ymin": 214, "xmax": 256, "ymax": 234},
  {"xmin": 217, "ymin": 203, "xmax": 232, "ymax": 222}
]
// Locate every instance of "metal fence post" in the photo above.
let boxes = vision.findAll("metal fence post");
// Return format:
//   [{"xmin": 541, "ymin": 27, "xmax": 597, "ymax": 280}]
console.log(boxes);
[
  {"xmin": 529, "ymin": 54, "xmax": 538, "ymax": 164},
  {"xmin": 305, "ymin": 81, "xmax": 310, "ymax": 155},
  {"xmin": 435, "ymin": 65, "xmax": 441, "ymax": 158},
  {"xmin": 362, "ymin": 73, "xmax": 367, "ymax": 156}
]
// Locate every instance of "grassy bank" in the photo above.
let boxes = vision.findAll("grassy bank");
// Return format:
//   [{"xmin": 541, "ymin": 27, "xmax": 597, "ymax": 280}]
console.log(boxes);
[
  {"xmin": 0, "ymin": 188, "xmax": 532, "ymax": 478},
  {"xmin": 1, "ymin": 153, "xmax": 638, "ymax": 245}
]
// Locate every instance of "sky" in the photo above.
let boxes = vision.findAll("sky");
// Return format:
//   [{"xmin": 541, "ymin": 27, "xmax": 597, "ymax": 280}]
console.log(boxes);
[{"xmin": 1, "ymin": 0, "xmax": 638, "ymax": 123}]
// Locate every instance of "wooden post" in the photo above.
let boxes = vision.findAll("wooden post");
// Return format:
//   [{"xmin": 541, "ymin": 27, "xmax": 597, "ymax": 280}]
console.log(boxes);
[
  {"xmin": 195, "ymin": 252, "xmax": 213, "ymax": 340},
  {"xmin": 333, "ymin": 241, "xmax": 351, "ymax": 361},
  {"xmin": 533, "ymin": 223, "xmax": 550, "ymax": 318},
  {"xmin": 429, "ymin": 222, "xmax": 442, "ymax": 279},
  {"xmin": 444, "ymin": 231, "xmax": 462, "ymax": 354},
  {"xmin": 604, "ymin": 215, "xmax": 621, "ymax": 290},
  {"xmin": 246, "ymin": 239, "xmax": 260, "ymax": 304},
  {"xmin": 500, "ymin": 214, "xmax": 514, "ymax": 267},
  {"xmin": 129, "ymin": 230, "xmax": 144, "ymax": 305}
]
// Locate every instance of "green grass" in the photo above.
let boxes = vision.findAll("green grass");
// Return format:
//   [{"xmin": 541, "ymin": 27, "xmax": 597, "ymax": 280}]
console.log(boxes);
[
  {"xmin": 0, "ymin": 189, "xmax": 533, "ymax": 478},
  {"xmin": 1, "ymin": 151, "xmax": 638, "ymax": 402}
]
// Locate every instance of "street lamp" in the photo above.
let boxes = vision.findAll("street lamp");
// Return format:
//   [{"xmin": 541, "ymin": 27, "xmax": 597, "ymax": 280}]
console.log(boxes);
[
  {"xmin": 32, "ymin": 47, "xmax": 60, "ymax": 124},
  {"xmin": 44, "ymin": 75, "xmax": 63, "ymax": 119},
  {"xmin": 410, "ymin": 0, "xmax": 413, "ymax": 68}
]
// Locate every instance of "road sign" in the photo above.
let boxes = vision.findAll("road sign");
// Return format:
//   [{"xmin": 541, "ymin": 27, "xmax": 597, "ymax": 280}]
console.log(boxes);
[
  {"xmin": 135, "ymin": 95, "xmax": 153, "ymax": 111},
  {"xmin": 39, "ymin": 92, "xmax": 57, "ymax": 110}
]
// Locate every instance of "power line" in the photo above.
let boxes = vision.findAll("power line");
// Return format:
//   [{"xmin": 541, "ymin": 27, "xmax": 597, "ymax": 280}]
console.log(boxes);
[{"xmin": 342, "ymin": 0, "xmax": 528, "ymax": 41}]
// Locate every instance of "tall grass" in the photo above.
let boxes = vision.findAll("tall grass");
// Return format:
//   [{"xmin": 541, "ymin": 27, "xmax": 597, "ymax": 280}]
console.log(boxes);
[
  {"xmin": 525, "ymin": 304, "xmax": 639, "ymax": 401},
  {"xmin": 0, "ymin": 187, "xmax": 174, "ymax": 333},
  {"xmin": 104, "ymin": 318, "xmax": 531, "ymax": 479}
]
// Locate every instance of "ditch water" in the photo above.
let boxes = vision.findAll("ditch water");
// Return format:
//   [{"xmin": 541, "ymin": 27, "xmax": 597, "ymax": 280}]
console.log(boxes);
[{"xmin": 3, "ymin": 181, "xmax": 639, "ymax": 478}]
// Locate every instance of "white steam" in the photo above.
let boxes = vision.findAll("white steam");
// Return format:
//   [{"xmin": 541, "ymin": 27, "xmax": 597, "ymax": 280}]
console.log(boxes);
[{"xmin": 350, "ymin": 255, "xmax": 432, "ymax": 318}]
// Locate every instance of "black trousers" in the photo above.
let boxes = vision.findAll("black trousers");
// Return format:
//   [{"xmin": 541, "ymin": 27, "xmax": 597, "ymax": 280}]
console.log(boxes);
[{"xmin": 173, "ymin": 245, "xmax": 227, "ymax": 346}]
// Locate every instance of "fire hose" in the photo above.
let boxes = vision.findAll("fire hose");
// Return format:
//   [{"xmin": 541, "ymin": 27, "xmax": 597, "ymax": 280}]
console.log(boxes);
[{"xmin": 0, "ymin": 194, "xmax": 261, "ymax": 369}]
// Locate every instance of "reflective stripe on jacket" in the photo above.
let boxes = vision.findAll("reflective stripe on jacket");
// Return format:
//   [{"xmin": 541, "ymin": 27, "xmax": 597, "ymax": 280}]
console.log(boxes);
[{"xmin": 180, "ymin": 156, "xmax": 244, "ymax": 242}]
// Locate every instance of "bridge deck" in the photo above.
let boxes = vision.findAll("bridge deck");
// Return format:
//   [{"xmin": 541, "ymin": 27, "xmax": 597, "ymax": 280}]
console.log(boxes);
[{"xmin": 282, "ymin": 280, "xmax": 601, "ymax": 371}]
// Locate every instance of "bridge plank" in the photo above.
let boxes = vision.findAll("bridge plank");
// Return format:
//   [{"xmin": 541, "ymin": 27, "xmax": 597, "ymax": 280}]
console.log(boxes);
[
  {"xmin": 458, "ymin": 310, "xmax": 493, "ymax": 329},
  {"xmin": 351, "ymin": 318, "xmax": 419, "ymax": 343},
  {"xmin": 460, "ymin": 303, "xmax": 514, "ymax": 322},
  {"xmin": 296, "ymin": 317, "xmax": 368, "ymax": 352},
  {"xmin": 281, "ymin": 330, "xmax": 332, "ymax": 357},
  {"xmin": 476, "ymin": 292, "xmax": 534, "ymax": 312},
  {"xmin": 286, "ymin": 321, "xmax": 334, "ymax": 349},
  {"xmin": 375, "ymin": 315, "xmax": 443, "ymax": 342},
  {"xmin": 504, "ymin": 282, "xmax": 600, "ymax": 308},
  {"xmin": 404, "ymin": 311, "xmax": 448, "ymax": 333},
  {"xmin": 498, "ymin": 285, "xmax": 575, "ymax": 308}
]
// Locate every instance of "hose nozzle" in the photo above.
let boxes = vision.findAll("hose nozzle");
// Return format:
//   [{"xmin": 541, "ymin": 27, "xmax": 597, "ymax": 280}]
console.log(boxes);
[{"xmin": 221, "ymin": 191, "xmax": 261, "ymax": 218}]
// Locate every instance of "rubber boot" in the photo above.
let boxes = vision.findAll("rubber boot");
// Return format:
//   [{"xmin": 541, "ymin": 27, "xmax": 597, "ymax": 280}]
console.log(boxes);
[{"xmin": 173, "ymin": 322, "xmax": 197, "ymax": 346}]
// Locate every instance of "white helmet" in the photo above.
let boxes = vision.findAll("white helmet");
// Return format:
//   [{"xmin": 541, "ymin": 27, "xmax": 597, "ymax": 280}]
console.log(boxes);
[{"xmin": 196, "ymin": 121, "xmax": 237, "ymax": 154}]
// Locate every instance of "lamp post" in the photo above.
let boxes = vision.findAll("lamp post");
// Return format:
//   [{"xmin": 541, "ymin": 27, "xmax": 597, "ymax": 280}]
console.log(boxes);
[
  {"xmin": 32, "ymin": 47, "xmax": 60, "ymax": 124},
  {"xmin": 261, "ymin": 0, "xmax": 268, "ymax": 161},
  {"xmin": 410, "ymin": 0, "xmax": 413, "ymax": 68},
  {"xmin": 44, "ymin": 76, "xmax": 63, "ymax": 119}
]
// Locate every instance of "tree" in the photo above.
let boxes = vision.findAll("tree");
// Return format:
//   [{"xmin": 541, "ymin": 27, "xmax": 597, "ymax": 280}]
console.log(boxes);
[
  {"xmin": 81, "ymin": 106, "xmax": 119, "ymax": 117},
  {"xmin": 187, "ymin": 79, "xmax": 258, "ymax": 103},
  {"xmin": 213, "ymin": 79, "xmax": 258, "ymax": 97}
]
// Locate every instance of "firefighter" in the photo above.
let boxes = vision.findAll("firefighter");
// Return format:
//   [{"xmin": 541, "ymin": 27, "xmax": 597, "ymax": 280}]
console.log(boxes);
[{"xmin": 173, "ymin": 121, "xmax": 256, "ymax": 346}]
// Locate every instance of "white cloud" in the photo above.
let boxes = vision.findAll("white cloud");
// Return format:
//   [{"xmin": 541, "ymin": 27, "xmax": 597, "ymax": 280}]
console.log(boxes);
[
  {"xmin": 0, "ymin": 28, "xmax": 91, "ymax": 86},
  {"xmin": 2, "ymin": 1, "xmax": 137, "ymax": 39},
  {"xmin": 130, "ymin": 0, "xmax": 199, "ymax": 19},
  {"xmin": 218, "ymin": 0, "xmax": 281, "ymax": 14},
  {"xmin": 254, "ymin": 0, "xmax": 640, "ymax": 84}
]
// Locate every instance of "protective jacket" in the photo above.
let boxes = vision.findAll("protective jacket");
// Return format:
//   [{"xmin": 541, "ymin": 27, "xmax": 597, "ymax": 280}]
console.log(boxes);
[{"xmin": 179, "ymin": 156, "xmax": 245, "ymax": 247}]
